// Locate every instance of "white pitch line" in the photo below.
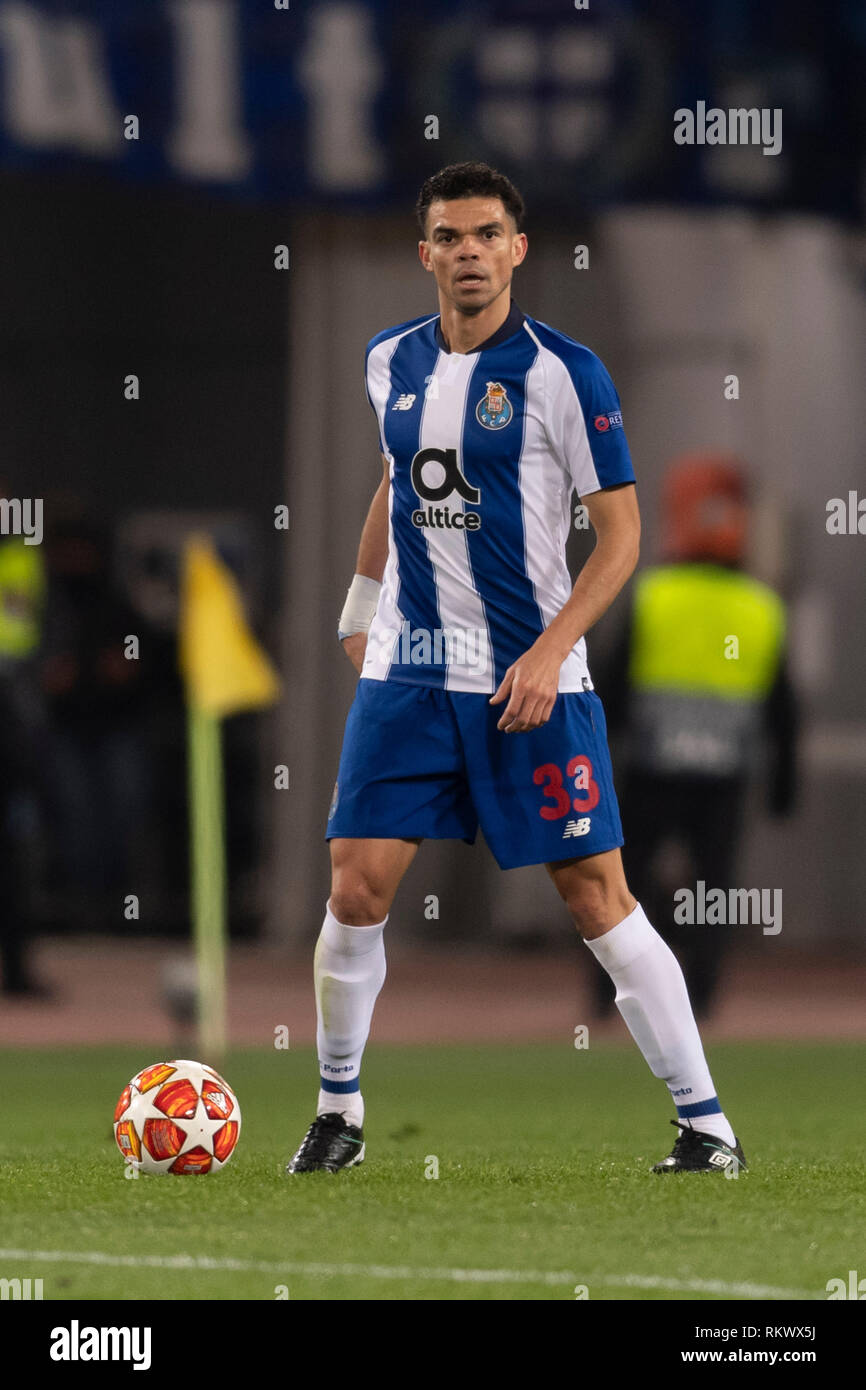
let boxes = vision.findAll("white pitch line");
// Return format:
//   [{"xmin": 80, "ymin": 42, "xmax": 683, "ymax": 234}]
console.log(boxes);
[
  {"xmin": 602, "ymin": 1273, "xmax": 818, "ymax": 1300},
  {"xmin": 0, "ymin": 1250, "xmax": 818, "ymax": 1299}
]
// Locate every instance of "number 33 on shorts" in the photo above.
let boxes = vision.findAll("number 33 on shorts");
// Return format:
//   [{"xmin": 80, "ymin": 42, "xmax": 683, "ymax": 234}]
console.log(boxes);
[{"xmin": 533, "ymin": 756, "xmax": 600, "ymax": 820}]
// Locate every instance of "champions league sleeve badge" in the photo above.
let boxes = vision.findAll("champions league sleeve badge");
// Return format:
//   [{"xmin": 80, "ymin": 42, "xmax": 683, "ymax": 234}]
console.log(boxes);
[{"xmin": 475, "ymin": 381, "xmax": 513, "ymax": 430}]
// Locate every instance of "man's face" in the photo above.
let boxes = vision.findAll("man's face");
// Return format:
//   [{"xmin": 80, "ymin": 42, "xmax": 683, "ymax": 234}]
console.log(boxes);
[{"xmin": 418, "ymin": 196, "xmax": 527, "ymax": 313}]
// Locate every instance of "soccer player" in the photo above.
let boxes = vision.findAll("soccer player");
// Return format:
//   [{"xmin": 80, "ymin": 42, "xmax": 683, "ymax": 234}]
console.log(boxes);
[{"xmin": 287, "ymin": 162, "xmax": 746, "ymax": 1177}]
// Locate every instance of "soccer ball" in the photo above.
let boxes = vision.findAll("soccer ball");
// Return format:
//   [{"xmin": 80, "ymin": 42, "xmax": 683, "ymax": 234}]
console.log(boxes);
[{"xmin": 113, "ymin": 1058, "xmax": 241, "ymax": 1175}]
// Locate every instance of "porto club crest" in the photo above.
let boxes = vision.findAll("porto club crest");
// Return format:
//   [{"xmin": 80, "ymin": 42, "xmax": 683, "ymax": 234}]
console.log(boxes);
[{"xmin": 475, "ymin": 381, "xmax": 513, "ymax": 430}]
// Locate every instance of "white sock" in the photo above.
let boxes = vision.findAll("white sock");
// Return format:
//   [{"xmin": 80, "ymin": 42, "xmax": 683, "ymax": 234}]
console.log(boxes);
[
  {"xmin": 584, "ymin": 902, "xmax": 736, "ymax": 1148},
  {"xmin": 317, "ymin": 1087, "xmax": 364, "ymax": 1128},
  {"xmin": 313, "ymin": 900, "xmax": 387, "ymax": 1130}
]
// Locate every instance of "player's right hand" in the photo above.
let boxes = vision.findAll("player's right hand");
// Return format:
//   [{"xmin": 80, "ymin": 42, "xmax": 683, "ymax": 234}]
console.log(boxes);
[{"xmin": 341, "ymin": 633, "xmax": 368, "ymax": 674}]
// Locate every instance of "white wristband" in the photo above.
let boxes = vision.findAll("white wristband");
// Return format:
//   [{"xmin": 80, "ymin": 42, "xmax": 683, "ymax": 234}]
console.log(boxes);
[{"xmin": 338, "ymin": 574, "xmax": 382, "ymax": 640}]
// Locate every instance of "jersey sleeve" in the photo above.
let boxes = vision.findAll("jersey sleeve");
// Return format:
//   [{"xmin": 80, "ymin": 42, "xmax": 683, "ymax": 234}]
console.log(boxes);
[
  {"xmin": 545, "ymin": 345, "xmax": 635, "ymax": 497},
  {"xmin": 364, "ymin": 341, "xmax": 388, "ymax": 456}
]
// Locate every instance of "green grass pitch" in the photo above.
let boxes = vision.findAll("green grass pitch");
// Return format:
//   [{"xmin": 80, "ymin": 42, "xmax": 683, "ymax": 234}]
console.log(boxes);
[{"xmin": 0, "ymin": 1042, "xmax": 863, "ymax": 1301}]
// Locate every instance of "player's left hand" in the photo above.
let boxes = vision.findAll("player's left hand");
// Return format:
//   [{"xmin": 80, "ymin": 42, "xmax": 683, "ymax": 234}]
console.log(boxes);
[{"xmin": 489, "ymin": 634, "xmax": 566, "ymax": 732}]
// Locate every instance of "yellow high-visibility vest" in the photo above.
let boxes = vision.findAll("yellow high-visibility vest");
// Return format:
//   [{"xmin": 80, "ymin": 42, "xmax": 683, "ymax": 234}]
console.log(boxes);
[
  {"xmin": 0, "ymin": 537, "xmax": 46, "ymax": 659},
  {"xmin": 625, "ymin": 564, "xmax": 786, "ymax": 776},
  {"xmin": 628, "ymin": 563, "xmax": 785, "ymax": 701}
]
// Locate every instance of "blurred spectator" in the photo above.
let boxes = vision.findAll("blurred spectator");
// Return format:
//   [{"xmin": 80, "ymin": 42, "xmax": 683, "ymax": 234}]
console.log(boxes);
[
  {"xmin": 0, "ymin": 480, "xmax": 49, "ymax": 994},
  {"xmin": 37, "ymin": 515, "xmax": 154, "ymax": 928},
  {"xmin": 595, "ymin": 454, "xmax": 798, "ymax": 1018}
]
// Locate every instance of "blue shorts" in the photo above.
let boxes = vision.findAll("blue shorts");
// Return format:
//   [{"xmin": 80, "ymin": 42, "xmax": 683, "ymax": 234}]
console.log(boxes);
[{"xmin": 325, "ymin": 678, "xmax": 624, "ymax": 870}]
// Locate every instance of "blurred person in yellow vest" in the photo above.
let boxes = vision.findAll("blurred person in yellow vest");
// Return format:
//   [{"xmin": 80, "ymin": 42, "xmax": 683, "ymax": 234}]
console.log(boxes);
[
  {"xmin": 594, "ymin": 453, "xmax": 798, "ymax": 1019},
  {"xmin": 0, "ymin": 482, "xmax": 50, "ymax": 994}
]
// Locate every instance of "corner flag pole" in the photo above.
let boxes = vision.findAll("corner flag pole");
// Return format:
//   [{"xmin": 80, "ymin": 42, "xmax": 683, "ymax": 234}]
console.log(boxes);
[{"xmin": 187, "ymin": 704, "xmax": 228, "ymax": 1061}]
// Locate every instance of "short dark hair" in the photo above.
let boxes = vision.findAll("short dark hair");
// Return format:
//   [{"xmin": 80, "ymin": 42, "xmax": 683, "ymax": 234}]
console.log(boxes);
[{"xmin": 415, "ymin": 162, "xmax": 525, "ymax": 238}]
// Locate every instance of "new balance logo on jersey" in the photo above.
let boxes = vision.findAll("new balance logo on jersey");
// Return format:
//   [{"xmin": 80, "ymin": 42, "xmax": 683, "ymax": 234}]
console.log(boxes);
[
  {"xmin": 563, "ymin": 817, "xmax": 591, "ymax": 838},
  {"xmin": 410, "ymin": 446, "xmax": 482, "ymax": 530},
  {"xmin": 392, "ymin": 394, "xmax": 416, "ymax": 410}
]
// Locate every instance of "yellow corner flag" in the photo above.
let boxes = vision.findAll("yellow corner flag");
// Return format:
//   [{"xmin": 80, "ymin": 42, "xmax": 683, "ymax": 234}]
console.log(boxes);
[
  {"xmin": 178, "ymin": 534, "xmax": 280, "ymax": 1060},
  {"xmin": 179, "ymin": 534, "xmax": 280, "ymax": 716}
]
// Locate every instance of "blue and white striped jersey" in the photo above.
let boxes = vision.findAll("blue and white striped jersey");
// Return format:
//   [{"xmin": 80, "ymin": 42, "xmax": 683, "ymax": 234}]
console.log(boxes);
[{"xmin": 362, "ymin": 299, "xmax": 635, "ymax": 693}]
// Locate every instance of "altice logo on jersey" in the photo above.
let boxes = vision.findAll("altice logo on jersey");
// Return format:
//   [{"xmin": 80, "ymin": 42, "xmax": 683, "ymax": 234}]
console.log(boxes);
[
  {"xmin": 410, "ymin": 447, "xmax": 481, "ymax": 531},
  {"xmin": 674, "ymin": 102, "xmax": 782, "ymax": 157}
]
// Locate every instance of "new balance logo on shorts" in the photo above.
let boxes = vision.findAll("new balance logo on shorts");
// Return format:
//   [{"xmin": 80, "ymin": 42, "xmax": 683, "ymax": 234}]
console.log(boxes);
[{"xmin": 563, "ymin": 817, "xmax": 591, "ymax": 838}]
